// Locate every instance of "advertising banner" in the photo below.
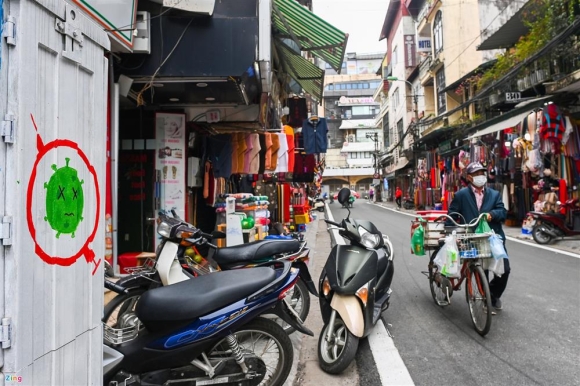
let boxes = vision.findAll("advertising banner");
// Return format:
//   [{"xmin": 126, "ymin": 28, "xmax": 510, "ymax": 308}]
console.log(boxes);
[{"xmin": 155, "ymin": 112, "xmax": 186, "ymax": 246}]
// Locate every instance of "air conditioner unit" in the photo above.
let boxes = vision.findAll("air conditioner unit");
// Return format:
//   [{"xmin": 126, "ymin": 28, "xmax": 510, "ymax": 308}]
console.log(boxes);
[{"xmin": 133, "ymin": 11, "xmax": 151, "ymax": 54}]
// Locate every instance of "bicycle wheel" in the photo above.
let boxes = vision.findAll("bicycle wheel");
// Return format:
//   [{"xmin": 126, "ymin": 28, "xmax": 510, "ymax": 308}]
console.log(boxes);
[
  {"xmin": 428, "ymin": 261, "xmax": 451, "ymax": 306},
  {"xmin": 465, "ymin": 264, "xmax": 492, "ymax": 336}
]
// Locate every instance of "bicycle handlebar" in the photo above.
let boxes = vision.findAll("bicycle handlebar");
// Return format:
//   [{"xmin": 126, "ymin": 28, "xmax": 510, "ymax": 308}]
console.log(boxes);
[{"xmin": 430, "ymin": 212, "xmax": 489, "ymax": 228}]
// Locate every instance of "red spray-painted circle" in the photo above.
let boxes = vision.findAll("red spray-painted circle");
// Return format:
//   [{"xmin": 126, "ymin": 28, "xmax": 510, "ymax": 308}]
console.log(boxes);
[{"xmin": 26, "ymin": 138, "xmax": 101, "ymax": 266}]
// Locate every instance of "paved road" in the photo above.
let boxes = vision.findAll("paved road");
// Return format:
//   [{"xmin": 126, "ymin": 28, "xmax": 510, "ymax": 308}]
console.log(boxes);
[{"xmin": 328, "ymin": 201, "xmax": 580, "ymax": 386}]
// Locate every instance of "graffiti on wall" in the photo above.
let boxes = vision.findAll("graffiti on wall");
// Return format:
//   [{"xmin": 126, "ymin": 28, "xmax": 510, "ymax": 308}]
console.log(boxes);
[{"xmin": 26, "ymin": 114, "xmax": 102, "ymax": 275}]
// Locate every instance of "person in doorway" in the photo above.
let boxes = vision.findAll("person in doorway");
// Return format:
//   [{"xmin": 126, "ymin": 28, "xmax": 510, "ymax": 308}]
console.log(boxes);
[
  {"xmin": 369, "ymin": 188, "xmax": 374, "ymax": 202},
  {"xmin": 395, "ymin": 187, "xmax": 403, "ymax": 209},
  {"xmin": 447, "ymin": 162, "xmax": 509, "ymax": 311}
]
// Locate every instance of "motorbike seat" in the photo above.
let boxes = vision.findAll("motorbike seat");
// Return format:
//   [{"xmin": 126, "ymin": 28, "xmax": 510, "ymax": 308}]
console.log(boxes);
[
  {"xmin": 213, "ymin": 239, "xmax": 301, "ymax": 268},
  {"xmin": 136, "ymin": 268, "xmax": 277, "ymax": 332}
]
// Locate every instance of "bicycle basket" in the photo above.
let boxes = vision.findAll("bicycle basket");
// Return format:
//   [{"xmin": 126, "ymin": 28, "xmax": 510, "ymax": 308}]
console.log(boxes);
[{"xmin": 455, "ymin": 233, "xmax": 492, "ymax": 259}]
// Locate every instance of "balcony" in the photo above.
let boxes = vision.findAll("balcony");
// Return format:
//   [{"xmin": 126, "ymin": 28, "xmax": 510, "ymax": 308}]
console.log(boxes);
[{"xmin": 419, "ymin": 55, "xmax": 433, "ymax": 85}]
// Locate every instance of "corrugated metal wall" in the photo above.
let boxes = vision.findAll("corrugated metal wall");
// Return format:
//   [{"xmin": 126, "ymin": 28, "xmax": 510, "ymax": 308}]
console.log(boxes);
[{"xmin": 1, "ymin": 0, "xmax": 108, "ymax": 384}]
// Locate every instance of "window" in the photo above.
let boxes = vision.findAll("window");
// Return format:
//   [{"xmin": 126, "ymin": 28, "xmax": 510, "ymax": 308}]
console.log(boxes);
[
  {"xmin": 352, "ymin": 106, "xmax": 371, "ymax": 116},
  {"xmin": 383, "ymin": 114, "xmax": 390, "ymax": 148},
  {"xmin": 350, "ymin": 152, "xmax": 358, "ymax": 159},
  {"xmin": 365, "ymin": 152, "xmax": 371, "ymax": 158},
  {"xmin": 346, "ymin": 83, "xmax": 352, "ymax": 90},
  {"xmin": 397, "ymin": 119, "xmax": 404, "ymax": 143},
  {"xmin": 392, "ymin": 88, "xmax": 400, "ymax": 110},
  {"xmin": 393, "ymin": 46, "xmax": 398, "ymax": 66},
  {"xmin": 363, "ymin": 83, "xmax": 370, "ymax": 89},
  {"xmin": 436, "ymin": 68, "xmax": 447, "ymax": 114},
  {"xmin": 433, "ymin": 11, "xmax": 443, "ymax": 55}
]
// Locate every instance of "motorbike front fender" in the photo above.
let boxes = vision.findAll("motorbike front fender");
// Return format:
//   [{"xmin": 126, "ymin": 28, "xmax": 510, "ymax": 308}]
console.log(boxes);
[{"xmin": 330, "ymin": 294, "xmax": 364, "ymax": 338}]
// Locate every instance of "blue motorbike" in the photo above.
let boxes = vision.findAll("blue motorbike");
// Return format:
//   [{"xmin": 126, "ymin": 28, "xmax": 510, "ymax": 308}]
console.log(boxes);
[{"xmin": 103, "ymin": 260, "xmax": 312, "ymax": 386}]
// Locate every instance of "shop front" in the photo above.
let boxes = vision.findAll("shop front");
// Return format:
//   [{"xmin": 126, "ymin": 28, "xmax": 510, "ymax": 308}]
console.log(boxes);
[{"xmin": 109, "ymin": 0, "xmax": 347, "ymax": 272}]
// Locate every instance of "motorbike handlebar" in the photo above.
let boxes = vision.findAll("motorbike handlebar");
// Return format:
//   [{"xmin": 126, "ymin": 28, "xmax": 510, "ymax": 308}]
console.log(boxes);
[
  {"xmin": 324, "ymin": 219, "xmax": 341, "ymax": 227},
  {"xmin": 104, "ymin": 279, "xmax": 128, "ymax": 294}
]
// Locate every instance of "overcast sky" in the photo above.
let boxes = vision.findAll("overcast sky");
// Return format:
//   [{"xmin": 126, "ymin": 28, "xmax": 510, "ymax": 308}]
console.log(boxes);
[{"xmin": 313, "ymin": 0, "xmax": 389, "ymax": 55}]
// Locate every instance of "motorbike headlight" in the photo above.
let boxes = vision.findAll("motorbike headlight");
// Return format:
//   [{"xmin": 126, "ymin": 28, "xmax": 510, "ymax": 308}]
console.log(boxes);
[
  {"xmin": 157, "ymin": 221, "xmax": 172, "ymax": 238},
  {"xmin": 358, "ymin": 226, "xmax": 380, "ymax": 249}
]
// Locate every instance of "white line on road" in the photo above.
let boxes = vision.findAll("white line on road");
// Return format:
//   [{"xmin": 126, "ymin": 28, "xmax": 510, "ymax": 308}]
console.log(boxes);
[
  {"xmin": 367, "ymin": 320, "xmax": 415, "ymax": 386},
  {"xmin": 326, "ymin": 204, "xmax": 414, "ymax": 385},
  {"xmin": 371, "ymin": 203, "xmax": 580, "ymax": 259}
]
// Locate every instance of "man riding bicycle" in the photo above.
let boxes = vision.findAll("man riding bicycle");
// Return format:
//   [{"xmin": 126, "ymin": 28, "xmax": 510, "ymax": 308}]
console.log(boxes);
[{"xmin": 446, "ymin": 162, "xmax": 509, "ymax": 311}]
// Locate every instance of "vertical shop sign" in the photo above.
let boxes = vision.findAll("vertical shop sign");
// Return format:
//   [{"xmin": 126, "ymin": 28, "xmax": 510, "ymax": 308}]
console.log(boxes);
[
  {"xmin": 155, "ymin": 113, "xmax": 186, "ymax": 245},
  {"xmin": 404, "ymin": 35, "xmax": 416, "ymax": 68}
]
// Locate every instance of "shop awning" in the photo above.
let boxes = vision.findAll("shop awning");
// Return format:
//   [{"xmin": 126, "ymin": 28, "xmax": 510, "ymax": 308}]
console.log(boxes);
[
  {"xmin": 272, "ymin": 0, "xmax": 349, "ymax": 73},
  {"xmin": 467, "ymin": 96, "xmax": 554, "ymax": 140},
  {"xmin": 276, "ymin": 41, "xmax": 325, "ymax": 100},
  {"xmin": 339, "ymin": 119, "xmax": 377, "ymax": 130}
]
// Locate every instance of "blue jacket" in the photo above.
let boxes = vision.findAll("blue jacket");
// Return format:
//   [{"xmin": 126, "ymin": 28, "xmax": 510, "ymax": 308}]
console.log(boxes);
[{"xmin": 447, "ymin": 186, "xmax": 507, "ymax": 241}]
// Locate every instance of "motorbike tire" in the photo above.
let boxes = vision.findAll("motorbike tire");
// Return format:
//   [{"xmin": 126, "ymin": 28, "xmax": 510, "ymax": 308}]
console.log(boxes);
[
  {"xmin": 317, "ymin": 207, "xmax": 325, "ymax": 212},
  {"xmin": 317, "ymin": 313, "xmax": 359, "ymax": 374},
  {"xmin": 532, "ymin": 225, "xmax": 553, "ymax": 245},
  {"xmin": 103, "ymin": 288, "xmax": 147, "ymax": 328},
  {"xmin": 209, "ymin": 318, "xmax": 293, "ymax": 386}
]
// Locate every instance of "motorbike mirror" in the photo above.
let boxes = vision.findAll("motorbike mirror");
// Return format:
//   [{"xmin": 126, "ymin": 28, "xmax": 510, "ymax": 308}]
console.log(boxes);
[
  {"xmin": 212, "ymin": 231, "xmax": 226, "ymax": 239},
  {"xmin": 337, "ymin": 188, "xmax": 351, "ymax": 205}
]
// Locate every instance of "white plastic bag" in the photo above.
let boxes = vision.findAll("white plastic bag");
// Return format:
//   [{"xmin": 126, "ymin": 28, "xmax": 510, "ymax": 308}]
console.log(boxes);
[
  {"xmin": 484, "ymin": 256, "xmax": 505, "ymax": 277},
  {"xmin": 434, "ymin": 234, "xmax": 461, "ymax": 278},
  {"xmin": 489, "ymin": 233, "xmax": 508, "ymax": 260}
]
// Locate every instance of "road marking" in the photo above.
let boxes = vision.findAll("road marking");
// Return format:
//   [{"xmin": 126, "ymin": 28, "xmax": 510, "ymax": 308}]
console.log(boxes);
[
  {"xmin": 326, "ymin": 204, "xmax": 414, "ymax": 385},
  {"xmin": 325, "ymin": 203, "xmax": 346, "ymax": 245},
  {"xmin": 368, "ymin": 320, "xmax": 415, "ymax": 386},
  {"xmin": 372, "ymin": 203, "xmax": 580, "ymax": 259}
]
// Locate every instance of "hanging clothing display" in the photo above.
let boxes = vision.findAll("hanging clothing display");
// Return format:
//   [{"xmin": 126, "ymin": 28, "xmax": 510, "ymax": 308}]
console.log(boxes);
[
  {"xmin": 287, "ymin": 97, "xmax": 308, "ymax": 128},
  {"xmin": 269, "ymin": 134, "xmax": 280, "ymax": 171},
  {"xmin": 302, "ymin": 117, "xmax": 328, "ymax": 154},
  {"xmin": 275, "ymin": 133, "xmax": 289, "ymax": 173},
  {"xmin": 206, "ymin": 134, "xmax": 232, "ymax": 178},
  {"xmin": 248, "ymin": 134, "xmax": 261, "ymax": 174}
]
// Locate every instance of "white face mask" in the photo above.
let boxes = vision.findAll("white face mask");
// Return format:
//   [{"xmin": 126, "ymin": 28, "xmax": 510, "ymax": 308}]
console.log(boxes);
[{"xmin": 472, "ymin": 175, "xmax": 487, "ymax": 187}]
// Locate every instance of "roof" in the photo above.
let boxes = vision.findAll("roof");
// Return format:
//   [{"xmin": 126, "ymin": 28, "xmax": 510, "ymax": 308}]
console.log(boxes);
[
  {"xmin": 379, "ymin": 0, "xmax": 401, "ymax": 41},
  {"xmin": 272, "ymin": 0, "xmax": 349, "ymax": 73},
  {"xmin": 477, "ymin": 2, "xmax": 530, "ymax": 50},
  {"xmin": 275, "ymin": 41, "xmax": 325, "ymax": 100},
  {"xmin": 339, "ymin": 119, "xmax": 378, "ymax": 129}
]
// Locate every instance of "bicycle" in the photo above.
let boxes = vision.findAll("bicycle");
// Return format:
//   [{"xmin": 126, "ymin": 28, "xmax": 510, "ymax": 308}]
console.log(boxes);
[{"xmin": 417, "ymin": 213, "xmax": 494, "ymax": 336}]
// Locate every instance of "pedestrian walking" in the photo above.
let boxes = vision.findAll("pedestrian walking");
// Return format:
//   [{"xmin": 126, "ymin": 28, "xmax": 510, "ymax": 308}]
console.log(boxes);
[
  {"xmin": 395, "ymin": 186, "xmax": 403, "ymax": 209},
  {"xmin": 369, "ymin": 188, "xmax": 374, "ymax": 202}
]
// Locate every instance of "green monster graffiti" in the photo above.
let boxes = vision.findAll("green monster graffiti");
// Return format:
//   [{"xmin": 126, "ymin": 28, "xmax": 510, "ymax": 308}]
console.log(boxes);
[{"xmin": 44, "ymin": 158, "xmax": 84, "ymax": 238}]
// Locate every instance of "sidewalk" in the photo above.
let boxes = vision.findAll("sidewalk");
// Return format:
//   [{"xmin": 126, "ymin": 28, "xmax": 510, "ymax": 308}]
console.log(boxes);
[
  {"xmin": 373, "ymin": 200, "xmax": 580, "ymax": 255},
  {"xmin": 284, "ymin": 215, "xmax": 360, "ymax": 386}
]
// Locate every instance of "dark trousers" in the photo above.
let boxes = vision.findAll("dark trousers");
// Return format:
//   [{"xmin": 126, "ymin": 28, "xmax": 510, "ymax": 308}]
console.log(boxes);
[
  {"xmin": 488, "ymin": 257, "xmax": 510, "ymax": 301},
  {"xmin": 396, "ymin": 197, "xmax": 402, "ymax": 208}
]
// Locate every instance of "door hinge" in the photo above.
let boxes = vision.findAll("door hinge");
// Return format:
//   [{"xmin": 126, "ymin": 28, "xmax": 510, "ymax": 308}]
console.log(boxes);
[
  {"xmin": 2, "ymin": 15, "xmax": 16, "ymax": 46},
  {"xmin": 1, "ymin": 113, "xmax": 16, "ymax": 144},
  {"xmin": 55, "ymin": 5, "xmax": 84, "ymax": 64},
  {"xmin": 0, "ymin": 216, "xmax": 13, "ymax": 246},
  {"xmin": 1, "ymin": 318, "xmax": 12, "ymax": 349}
]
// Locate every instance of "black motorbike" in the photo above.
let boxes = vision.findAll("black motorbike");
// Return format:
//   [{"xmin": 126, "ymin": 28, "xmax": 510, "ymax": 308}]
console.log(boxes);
[{"xmin": 318, "ymin": 188, "xmax": 395, "ymax": 374}]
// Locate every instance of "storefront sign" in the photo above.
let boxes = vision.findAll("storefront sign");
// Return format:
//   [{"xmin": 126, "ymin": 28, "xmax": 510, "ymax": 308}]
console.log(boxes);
[
  {"xmin": 505, "ymin": 92, "xmax": 522, "ymax": 102},
  {"xmin": 438, "ymin": 140, "xmax": 451, "ymax": 153},
  {"xmin": 417, "ymin": 38, "xmax": 432, "ymax": 53},
  {"xmin": 155, "ymin": 113, "xmax": 187, "ymax": 247},
  {"xmin": 73, "ymin": 0, "xmax": 137, "ymax": 50},
  {"xmin": 404, "ymin": 35, "xmax": 416, "ymax": 68},
  {"xmin": 338, "ymin": 96, "xmax": 377, "ymax": 105}
]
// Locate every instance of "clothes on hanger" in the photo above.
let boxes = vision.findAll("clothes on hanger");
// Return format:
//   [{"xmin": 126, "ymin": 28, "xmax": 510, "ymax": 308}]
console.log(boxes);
[{"xmin": 302, "ymin": 117, "xmax": 328, "ymax": 154}]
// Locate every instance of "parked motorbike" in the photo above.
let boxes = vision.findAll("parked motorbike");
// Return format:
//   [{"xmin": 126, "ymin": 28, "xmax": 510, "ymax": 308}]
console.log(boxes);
[
  {"xmin": 103, "ymin": 261, "xmax": 313, "ymax": 386},
  {"xmin": 317, "ymin": 188, "xmax": 394, "ymax": 374},
  {"xmin": 528, "ymin": 198, "xmax": 580, "ymax": 244},
  {"xmin": 313, "ymin": 196, "xmax": 326, "ymax": 212},
  {"xmin": 105, "ymin": 211, "xmax": 316, "ymax": 334}
]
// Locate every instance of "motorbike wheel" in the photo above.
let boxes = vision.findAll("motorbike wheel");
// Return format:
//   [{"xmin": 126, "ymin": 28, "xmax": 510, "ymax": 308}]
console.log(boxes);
[
  {"xmin": 317, "ymin": 313, "xmax": 359, "ymax": 374},
  {"xmin": 103, "ymin": 288, "xmax": 146, "ymax": 328},
  {"xmin": 317, "ymin": 206, "xmax": 325, "ymax": 212},
  {"xmin": 208, "ymin": 318, "xmax": 293, "ymax": 386},
  {"xmin": 267, "ymin": 278, "xmax": 310, "ymax": 334},
  {"xmin": 532, "ymin": 225, "xmax": 553, "ymax": 244}
]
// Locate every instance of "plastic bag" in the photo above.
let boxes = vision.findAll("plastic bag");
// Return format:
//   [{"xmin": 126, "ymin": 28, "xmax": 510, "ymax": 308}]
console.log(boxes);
[
  {"xmin": 411, "ymin": 223, "xmax": 425, "ymax": 256},
  {"xmin": 434, "ymin": 235, "xmax": 460, "ymax": 278},
  {"xmin": 489, "ymin": 233, "xmax": 508, "ymax": 260},
  {"xmin": 484, "ymin": 255, "xmax": 505, "ymax": 277},
  {"xmin": 476, "ymin": 217, "xmax": 492, "ymax": 234}
]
